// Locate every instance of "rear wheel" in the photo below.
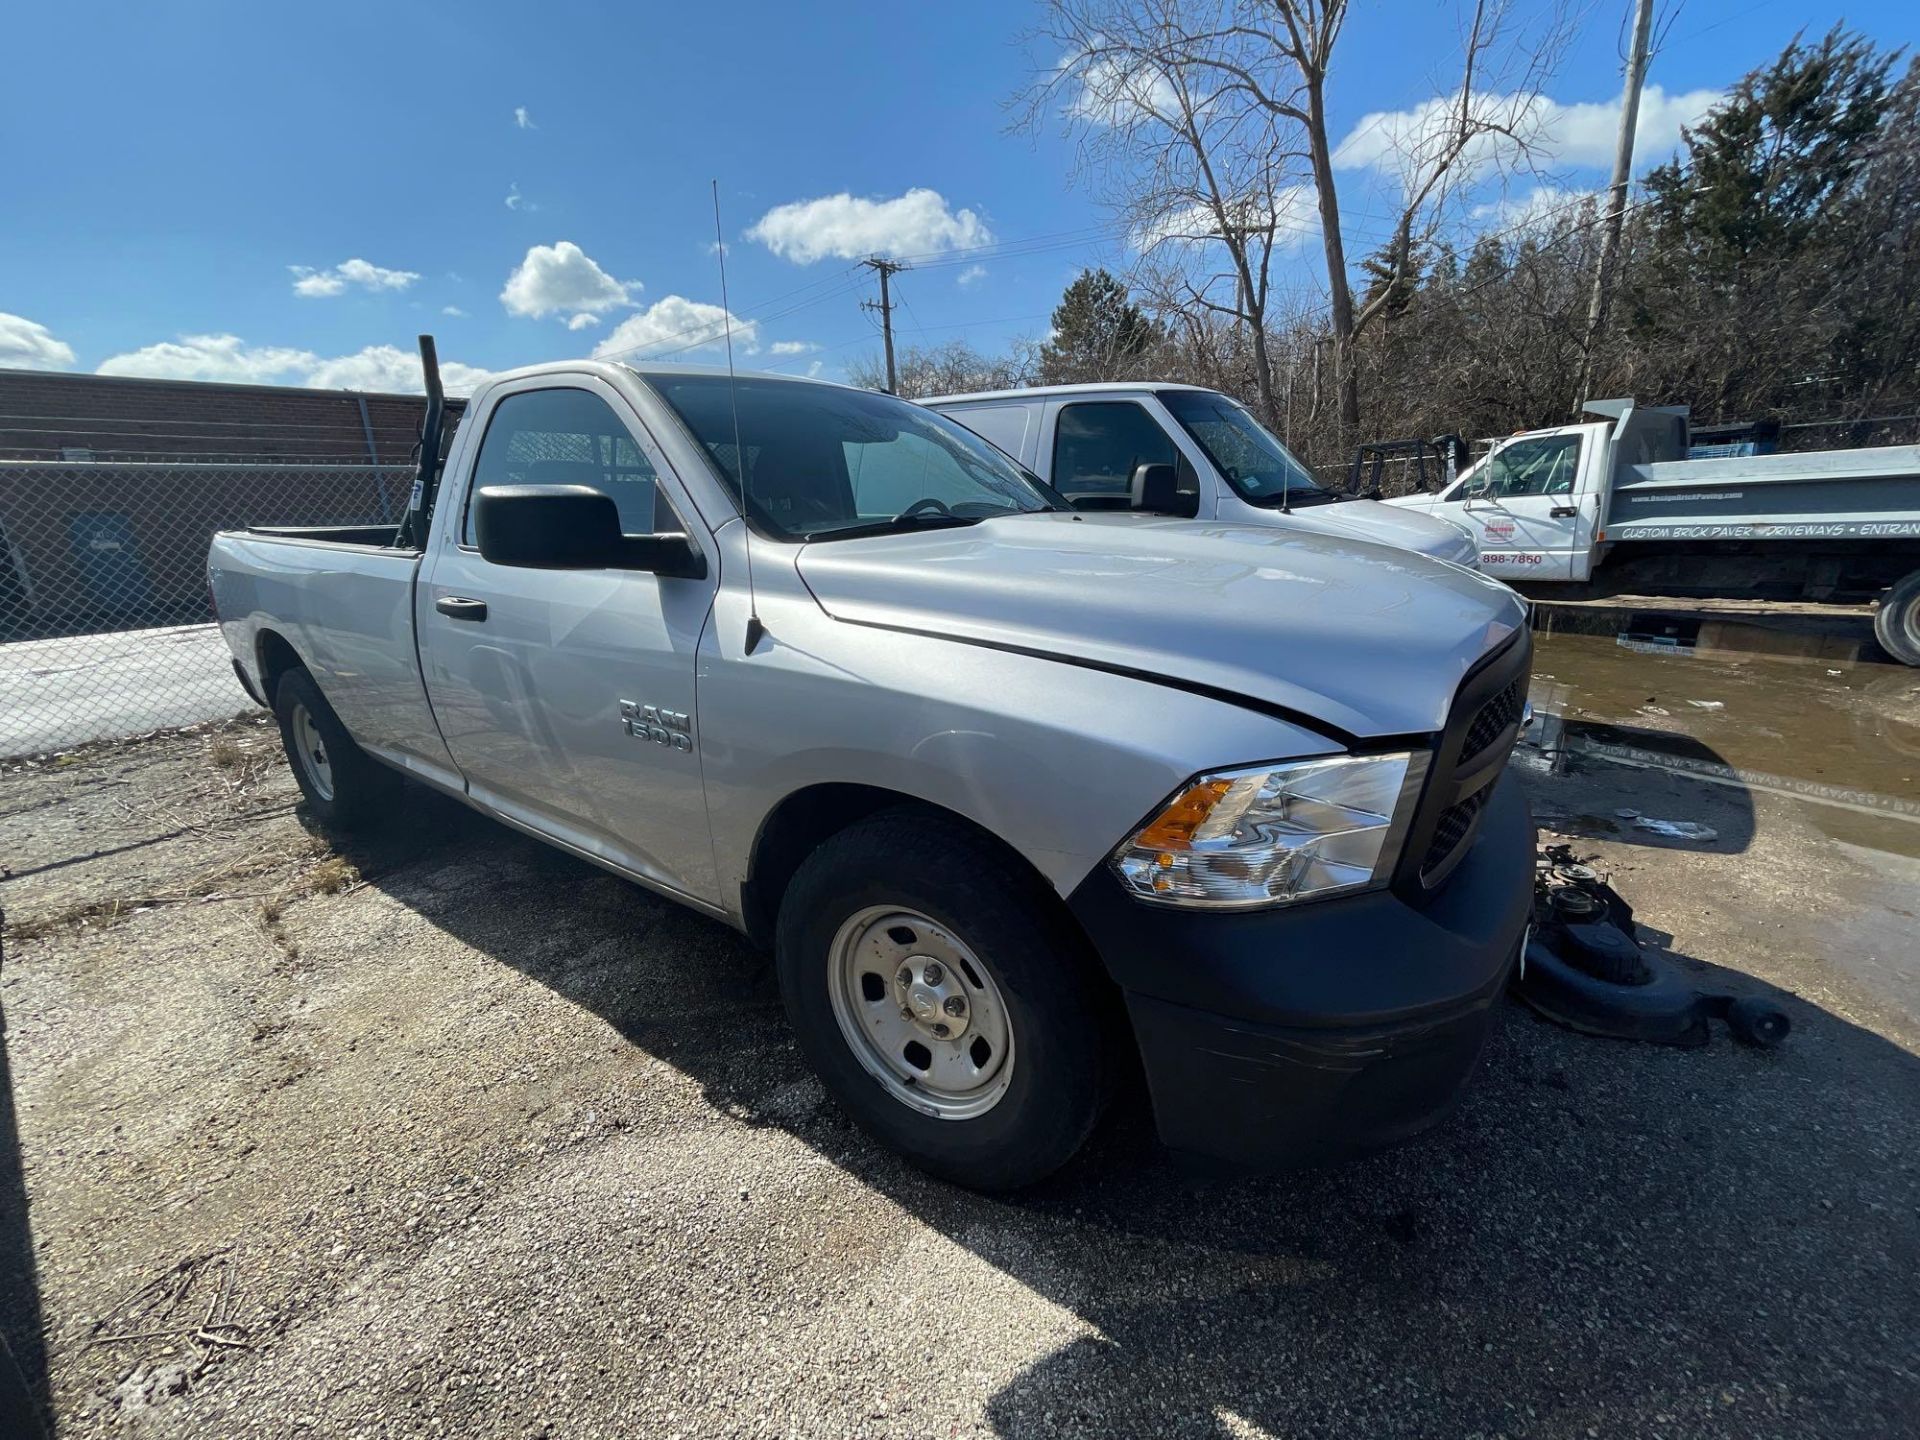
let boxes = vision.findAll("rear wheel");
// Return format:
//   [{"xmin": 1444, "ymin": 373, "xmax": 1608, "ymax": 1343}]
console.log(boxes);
[
  {"xmin": 272, "ymin": 667, "xmax": 397, "ymax": 830},
  {"xmin": 776, "ymin": 811, "xmax": 1108, "ymax": 1190},
  {"xmin": 1874, "ymin": 570, "xmax": 1920, "ymax": 667}
]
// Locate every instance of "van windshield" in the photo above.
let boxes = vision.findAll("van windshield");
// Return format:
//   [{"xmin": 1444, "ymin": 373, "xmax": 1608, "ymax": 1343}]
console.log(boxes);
[
  {"xmin": 1158, "ymin": 389, "xmax": 1328, "ymax": 505},
  {"xmin": 649, "ymin": 374, "xmax": 1062, "ymax": 542}
]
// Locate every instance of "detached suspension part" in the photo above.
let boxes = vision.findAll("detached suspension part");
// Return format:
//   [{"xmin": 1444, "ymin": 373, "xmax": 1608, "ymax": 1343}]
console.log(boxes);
[{"xmin": 1516, "ymin": 844, "xmax": 1791, "ymax": 1049}]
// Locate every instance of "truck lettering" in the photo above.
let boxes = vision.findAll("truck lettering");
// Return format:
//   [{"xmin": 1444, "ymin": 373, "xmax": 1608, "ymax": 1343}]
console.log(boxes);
[{"xmin": 620, "ymin": 700, "xmax": 694, "ymax": 753}]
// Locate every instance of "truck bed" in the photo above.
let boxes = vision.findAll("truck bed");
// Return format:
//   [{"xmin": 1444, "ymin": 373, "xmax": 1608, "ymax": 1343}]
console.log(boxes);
[
  {"xmin": 208, "ymin": 527, "xmax": 447, "ymax": 772},
  {"xmin": 1605, "ymin": 445, "xmax": 1920, "ymax": 543}
]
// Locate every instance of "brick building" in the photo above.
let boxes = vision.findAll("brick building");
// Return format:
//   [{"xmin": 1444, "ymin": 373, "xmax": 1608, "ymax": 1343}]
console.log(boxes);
[
  {"xmin": 0, "ymin": 369, "xmax": 465, "ymax": 638},
  {"xmin": 0, "ymin": 367, "xmax": 462, "ymax": 464}
]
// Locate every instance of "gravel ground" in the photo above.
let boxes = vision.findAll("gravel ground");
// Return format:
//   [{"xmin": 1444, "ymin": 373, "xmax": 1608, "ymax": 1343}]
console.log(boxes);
[{"xmin": 1, "ymin": 688, "xmax": 1915, "ymax": 1438}]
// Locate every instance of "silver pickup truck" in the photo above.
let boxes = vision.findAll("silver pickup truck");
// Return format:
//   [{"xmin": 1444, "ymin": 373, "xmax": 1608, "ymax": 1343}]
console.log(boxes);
[{"xmin": 208, "ymin": 357, "xmax": 1535, "ymax": 1189}]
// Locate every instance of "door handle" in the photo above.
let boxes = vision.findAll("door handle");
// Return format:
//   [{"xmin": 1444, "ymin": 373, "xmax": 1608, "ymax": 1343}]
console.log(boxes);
[
  {"xmin": 1549, "ymin": 505, "xmax": 1578, "ymax": 518},
  {"xmin": 435, "ymin": 596, "xmax": 489, "ymax": 622}
]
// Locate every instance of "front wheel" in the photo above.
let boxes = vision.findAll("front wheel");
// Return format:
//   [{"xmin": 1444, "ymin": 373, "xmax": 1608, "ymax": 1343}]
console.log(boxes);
[
  {"xmin": 776, "ymin": 812, "xmax": 1109, "ymax": 1190},
  {"xmin": 272, "ymin": 667, "xmax": 397, "ymax": 831},
  {"xmin": 1873, "ymin": 570, "xmax": 1920, "ymax": 667}
]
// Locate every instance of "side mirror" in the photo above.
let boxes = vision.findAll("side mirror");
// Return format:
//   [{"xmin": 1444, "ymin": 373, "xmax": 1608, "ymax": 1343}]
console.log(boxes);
[
  {"xmin": 474, "ymin": 485, "xmax": 706, "ymax": 577},
  {"xmin": 1129, "ymin": 462, "xmax": 1198, "ymax": 518}
]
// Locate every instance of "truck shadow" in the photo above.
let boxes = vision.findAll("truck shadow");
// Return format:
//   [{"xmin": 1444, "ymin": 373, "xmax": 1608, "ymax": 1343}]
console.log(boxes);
[
  {"xmin": 1516, "ymin": 714, "xmax": 1759, "ymax": 853},
  {"xmin": 325, "ymin": 789, "xmax": 1919, "ymax": 1438},
  {"xmin": 0, "ymin": 990, "xmax": 51, "ymax": 1438}
]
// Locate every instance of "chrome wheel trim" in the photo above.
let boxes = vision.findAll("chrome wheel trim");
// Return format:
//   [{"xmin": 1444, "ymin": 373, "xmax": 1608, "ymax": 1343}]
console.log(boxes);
[
  {"xmin": 827, "ymin": 905, "xmax": 1015, "ymax": 1121},
  {"xmin": 290, "ymin": 703, "xmax": 335, "ymax": 802}
]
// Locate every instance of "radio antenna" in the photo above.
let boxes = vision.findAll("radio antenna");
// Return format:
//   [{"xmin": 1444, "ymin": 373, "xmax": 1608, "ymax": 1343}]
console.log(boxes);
[{"xmin": 713, "ymin": 178, "xmax": 764, "ymax": 653}]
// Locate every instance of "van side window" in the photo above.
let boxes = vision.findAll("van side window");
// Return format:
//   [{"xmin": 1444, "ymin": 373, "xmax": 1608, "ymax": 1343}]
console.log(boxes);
[
  {"xmin": 1052, "ymin": 402, "xmax": 1178, "ymax": 499},
  {"xmin": 463, "ymin": 388, "xmax": 663, "ymax": 545},
  {"xmin": 1478, "ymin": 435, "xmax": 1582, "ymax": 498},
  {"xmin": 947, "ymin": 404, "xmax": 1031, "ymax": 463}
]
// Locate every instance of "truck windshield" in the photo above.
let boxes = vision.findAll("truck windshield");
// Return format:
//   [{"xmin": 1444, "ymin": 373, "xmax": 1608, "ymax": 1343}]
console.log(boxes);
[
  {"xmin": 1158, "ymin": 389, "xmax": 1328, "ymax": 505},
  {"xmin": 650, "ymin": 374, "xmax": 1062, "ymax": 542}
]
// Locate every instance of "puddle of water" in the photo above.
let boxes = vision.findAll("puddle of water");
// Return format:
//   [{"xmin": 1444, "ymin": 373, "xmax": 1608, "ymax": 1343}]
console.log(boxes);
[
  {"xmin": 1520, "ymin": 613, "xmax": 1920, "ymax": 1013},
  {"xmin": 1520, "ymin": 616, "xmax": 1920, "ymax": 862}
]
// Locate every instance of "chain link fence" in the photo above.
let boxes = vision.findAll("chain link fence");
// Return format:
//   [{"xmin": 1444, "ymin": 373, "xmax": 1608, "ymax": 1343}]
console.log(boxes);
[{"xmin": 0, "ymin": 460, "xmax": 416, "ymax": 756}]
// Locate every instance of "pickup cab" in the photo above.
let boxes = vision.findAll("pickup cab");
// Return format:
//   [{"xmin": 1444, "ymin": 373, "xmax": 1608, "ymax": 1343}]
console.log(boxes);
[
  {"xmin": 925, "ymin": 382, "xmax": 1479, "ymax": 566},
  {"xmin": 209, "ymin": 359, "xmax": 1535, "ymax": 1189},
  {"xmin": 1385, "ymin": 399, "xmax": 1920, "ymax": 664}
]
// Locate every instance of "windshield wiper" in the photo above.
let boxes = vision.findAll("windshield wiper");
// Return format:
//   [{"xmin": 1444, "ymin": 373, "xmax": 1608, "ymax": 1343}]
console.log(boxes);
[{"xmin": 800, "ymin": 512, "xmax": 983, "ymax": 543}]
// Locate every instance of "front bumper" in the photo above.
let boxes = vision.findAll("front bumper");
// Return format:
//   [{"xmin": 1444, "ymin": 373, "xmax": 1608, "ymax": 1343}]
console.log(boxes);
[{"xmin": 1068, "ymin": 771, "xmax": 1534, "ymax": 1170}]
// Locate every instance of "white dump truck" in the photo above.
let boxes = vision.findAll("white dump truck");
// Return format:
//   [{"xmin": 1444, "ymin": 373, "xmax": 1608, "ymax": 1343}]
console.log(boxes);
[{"xmin": 1382, "ymin": 400, "xmax": 1920, "ymax": 664}]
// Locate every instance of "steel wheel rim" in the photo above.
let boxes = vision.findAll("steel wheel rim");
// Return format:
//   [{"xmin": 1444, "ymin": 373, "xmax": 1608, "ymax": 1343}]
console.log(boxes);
[
  {"xmin": 827, "ymin": 905, "xmax": 1015, "ymax": 1121},
  {"xmin": 290, "ymin": 703, "xmax": 335, "ymax": 802}
]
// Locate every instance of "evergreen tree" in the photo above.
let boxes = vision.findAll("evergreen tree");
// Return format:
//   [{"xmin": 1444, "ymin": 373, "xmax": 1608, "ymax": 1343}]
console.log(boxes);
[{"xmin": 1038, "ymin": 269, "xmax": 1160, "ymax": 384}]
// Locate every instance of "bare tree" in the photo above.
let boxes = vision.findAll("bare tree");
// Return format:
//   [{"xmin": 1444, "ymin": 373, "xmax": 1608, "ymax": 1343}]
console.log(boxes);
[
  {"xmin": 1025, "ymin": 0, "xmax": 1567, "ymax": 442},
  {"xmin": 848, "ymin": 338, "xmax": 1040, "ymax": 399},
  {"xmin": 1021, "ymin": 0, "xmax": 1301, "ymax": 420}
]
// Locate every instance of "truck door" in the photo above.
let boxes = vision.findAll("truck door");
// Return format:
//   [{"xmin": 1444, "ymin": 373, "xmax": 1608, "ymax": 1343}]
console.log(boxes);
[
  {"xmin": 417, "ymin": 376, "xmax": 720, "ymax": 905},
  {"xmin": 1454, "ymin": 430, "xmax": 1598, "ymax": 582}
]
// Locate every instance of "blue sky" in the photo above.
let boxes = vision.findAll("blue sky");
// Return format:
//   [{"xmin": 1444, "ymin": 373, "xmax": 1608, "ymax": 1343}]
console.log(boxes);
[{"xmin": 2, "ymin": 0, "xmax": 1913, "ymax": 393}]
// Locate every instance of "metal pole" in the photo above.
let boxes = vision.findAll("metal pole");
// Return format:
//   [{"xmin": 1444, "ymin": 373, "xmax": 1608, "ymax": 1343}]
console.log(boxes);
[
  {"xmin": 860, "ymin": 257, "xmax": 907, "ymax": 394},
  {"xmin": 1578, "ymin": 0, "xmax": 1657, "ymax": 409}
]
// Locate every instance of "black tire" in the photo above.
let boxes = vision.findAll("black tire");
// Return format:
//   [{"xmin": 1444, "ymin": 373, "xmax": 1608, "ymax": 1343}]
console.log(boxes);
[
  {"xmin": 1873, "ymin": 570, "xmax": 1920, "ymax": 667},
  {"xmin": 775, "ymin": 810, "xmax": 1109, "ymax": 1191},
  {"xmin": 1726, "ymin": 997, "xmax": 1791, "ymax": 1049},
  {"xmin": 272, "ymin": 667, "xmax": 398, "ymax": 831}
]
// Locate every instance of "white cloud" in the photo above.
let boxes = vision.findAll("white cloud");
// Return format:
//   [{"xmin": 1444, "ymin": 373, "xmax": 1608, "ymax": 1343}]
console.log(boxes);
[
  {"xmin": 767, "ymin": 340, "xmax": 818, "ymax": 356},
  {"xmin": 95, "ymin": 334, "xmax": 488, "ymax": 395},
  {"xmin": 514, "ymin": 105, "xmax": 534, "ymax": 130},
  {"xmin": 441, "ymin": 305, "xmax": 468, "ymax": 317},
  {"xmin": 505, "ymin": 181, "xmax": 537, "ymax": 212},
  {"xmin": 592, "ymin": 296, "xmax": 757, "ymax": 361},
  {"xmin": 956, "ymin": 264, "xmax": 988, "ymax": 287},
  {"xmin": 805, "ymin": 361, "xmax": 824, "ymax": 379},
  {"xmin": 97, "ymin": 334, "xmax": 322, "ymax": 383},
  {"xmin": 746, "ymin": 188, "xmax": 991, "ymax": 264},
  {"xmin": 290, "ymin": 258, "xmax": 420, "ymax": 298},
  {"xmin": 0, "ymin": 312, "xmax": 77, "ymax": 371},
  {"xmin": 566, "ymin": 312, "xmax": 601, "ymax": 331},
  {"xmin": 304, "ymin": 345, "xmax": 491, "ymax": 396},
  {"xmin": 1471, "ymin": 185, "xmax": 1598, "ymax": 232},
  {"xmin": 500, "ymin": 240, "xmax": 633, "ymax": 319},
  {"xmin": 1334, "ymin": 85, "xmax": 1724, "ymax": 179}
]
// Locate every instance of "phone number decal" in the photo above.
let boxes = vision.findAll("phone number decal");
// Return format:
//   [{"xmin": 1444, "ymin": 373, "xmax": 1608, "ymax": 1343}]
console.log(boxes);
[{"xmin": 1480, "ymin": 551, "xmax": 1546, "ymax": 566}]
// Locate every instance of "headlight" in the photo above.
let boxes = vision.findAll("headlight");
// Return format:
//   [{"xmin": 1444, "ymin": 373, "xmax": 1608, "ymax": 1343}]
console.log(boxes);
[{"xmin": 1111, "ymin": 752, "xmax": 1426, "ymax": 909}]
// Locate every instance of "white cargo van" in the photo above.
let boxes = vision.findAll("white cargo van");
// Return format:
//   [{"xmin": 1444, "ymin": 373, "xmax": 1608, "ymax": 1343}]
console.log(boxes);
[{"xmin": 925, "ymin": 383, "xmax": 1478, "ymax": 565}]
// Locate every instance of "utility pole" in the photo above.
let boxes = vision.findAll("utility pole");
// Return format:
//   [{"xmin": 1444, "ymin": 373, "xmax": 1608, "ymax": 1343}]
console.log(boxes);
[
  {"xmin": 860, "ymin": 256, "xmax": 907, "ymax": 393},
  {"xmin": 1578, "ymin": 0, "xmax": 1657, "ymax": 411}
]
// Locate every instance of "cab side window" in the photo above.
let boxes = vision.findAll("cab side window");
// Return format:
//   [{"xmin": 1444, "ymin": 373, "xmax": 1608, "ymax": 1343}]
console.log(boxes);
[
  {"xmin": 1052, "ymin": 402, "xmax": 1179, "ymax": 499},
  {"xmin": 1479, "ymin": 435, "xmax": 1582, "ymax": 499},
  {"xmin": 463, "ymin": 388, "xmax": 668, "ymax": 545}
]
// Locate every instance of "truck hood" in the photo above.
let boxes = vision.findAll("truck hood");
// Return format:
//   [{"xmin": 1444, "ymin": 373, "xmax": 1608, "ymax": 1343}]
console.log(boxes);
[
  {"xmin": 794, "ymin": 512, "xmax": 1525, "ymax": 739},
  {"xmin": 1272, "ymin": 497, "xmax": 1476, "ymax": 563}
]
